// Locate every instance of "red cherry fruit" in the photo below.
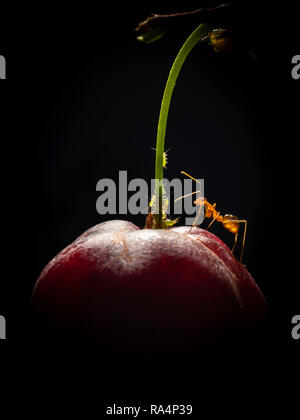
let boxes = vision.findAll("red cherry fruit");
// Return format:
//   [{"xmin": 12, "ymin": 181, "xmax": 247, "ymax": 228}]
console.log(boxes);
[{"xmin": 32, "ymin": 220, "xmax": 267, "ymax": 355}]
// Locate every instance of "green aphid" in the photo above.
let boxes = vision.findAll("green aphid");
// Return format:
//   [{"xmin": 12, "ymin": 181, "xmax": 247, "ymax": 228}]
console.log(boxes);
[
  {"xmin": 151, "ymin": 147, "xmax": 169, "ymax": 169},
  {"xmin": 163, "ymin": 151, "xmax": 168, "ymax": 169}
]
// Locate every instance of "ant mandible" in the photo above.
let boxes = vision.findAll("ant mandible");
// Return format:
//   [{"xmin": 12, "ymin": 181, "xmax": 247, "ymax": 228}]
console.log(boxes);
[{"xmin": 176, "ymin": 171, "xmax": 247, "ymax": 263}]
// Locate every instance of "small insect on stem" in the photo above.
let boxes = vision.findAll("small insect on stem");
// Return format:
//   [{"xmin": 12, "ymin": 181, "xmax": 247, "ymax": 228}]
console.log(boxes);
[
  {"xmin": 176, "ymin": 171, "xmax": 247, "ymax": 263},
  {"xmin": 151, "ymin": 147, "xmax": 170, "ymax": 169}
]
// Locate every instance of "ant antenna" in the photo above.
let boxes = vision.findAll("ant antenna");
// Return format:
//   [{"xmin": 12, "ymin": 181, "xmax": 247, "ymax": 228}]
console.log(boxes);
[{"xmin": 181, "ymin": 171, "xmax": 202, "ymax": 185}]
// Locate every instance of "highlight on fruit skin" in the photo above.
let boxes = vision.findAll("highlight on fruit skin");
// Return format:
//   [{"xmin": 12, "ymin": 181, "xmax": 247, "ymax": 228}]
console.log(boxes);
[{"xmin": 31, "ymin": 219, "xmax": 268, "ymax": 356}]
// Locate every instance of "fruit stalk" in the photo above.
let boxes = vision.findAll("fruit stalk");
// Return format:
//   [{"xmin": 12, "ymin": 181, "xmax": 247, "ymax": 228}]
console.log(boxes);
[{"xmin": 154, "ymin": 22, "xmax": 214, "ymax": 228}]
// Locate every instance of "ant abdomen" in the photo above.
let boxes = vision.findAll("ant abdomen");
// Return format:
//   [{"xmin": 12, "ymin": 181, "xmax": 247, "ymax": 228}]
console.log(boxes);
[{"xmin": 222, "ymin": 214, "xmax": 239, "ymax": 234}]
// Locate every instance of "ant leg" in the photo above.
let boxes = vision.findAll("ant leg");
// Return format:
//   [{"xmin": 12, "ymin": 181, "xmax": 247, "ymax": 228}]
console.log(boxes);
[
  {"xmin": 179, "ymin": 171, "xmax": 204, "ymax": 231},
  {"xmin": 229, "ymin": 220, "xmax": 247, "ymax": 263},
  {"xmin": 238, "ymin": 220, "xmax": 247, "ymax": 263},
  {"xmin": 231, "ymin": 232, "xmax": 238, "ymax": 253},
  {"xmin": 206, "ymin": 210, "xmax": 220, "ymax": 230},
  {"xmin": 189, "ymin": 205, "xmax": 205, "ymax": 233},
  {"xmin": 174, "ymin": 189, "xmax": 204, "ymax": 232},
  {"xmin": 187, "ymin": 199, "xmax": 205, "ymax": 232}
]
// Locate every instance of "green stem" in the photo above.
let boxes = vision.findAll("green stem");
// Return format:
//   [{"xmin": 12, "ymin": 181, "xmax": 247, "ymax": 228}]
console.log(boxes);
[{"xmin": 154, "ymin": 23, "xmax": 214, "ymax": 229}]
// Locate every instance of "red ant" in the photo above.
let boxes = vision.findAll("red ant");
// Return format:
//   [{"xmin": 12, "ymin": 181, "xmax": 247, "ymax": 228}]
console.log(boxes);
[{"xmin": 176, "ymin": 171, "xmax": 247, "ymax": 263}]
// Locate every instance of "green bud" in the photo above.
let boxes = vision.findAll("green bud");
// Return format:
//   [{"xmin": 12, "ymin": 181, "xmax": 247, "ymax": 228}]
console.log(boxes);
[{"xmin": 136, "ymin": 26, "xmax": 167, "ymax": 44}]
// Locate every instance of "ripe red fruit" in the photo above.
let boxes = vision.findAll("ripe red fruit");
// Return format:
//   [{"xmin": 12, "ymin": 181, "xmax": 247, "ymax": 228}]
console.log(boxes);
[{"xmin": 32, "ymin": 220, "xmax": 267, "ymax": 355}]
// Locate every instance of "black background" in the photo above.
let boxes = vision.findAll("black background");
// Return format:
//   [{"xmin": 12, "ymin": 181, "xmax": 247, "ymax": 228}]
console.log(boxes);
[{"xmin": 1, "ymin": 0, "xmax": 299, "ymax": 417}]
